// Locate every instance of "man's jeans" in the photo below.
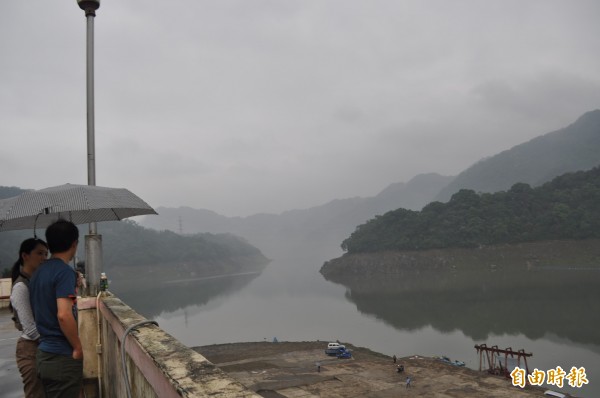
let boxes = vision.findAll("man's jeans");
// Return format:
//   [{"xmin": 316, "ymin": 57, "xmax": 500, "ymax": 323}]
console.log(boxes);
[{"xmin": 36, "ymin": 349, "xmax": 83, "ymax": 398}]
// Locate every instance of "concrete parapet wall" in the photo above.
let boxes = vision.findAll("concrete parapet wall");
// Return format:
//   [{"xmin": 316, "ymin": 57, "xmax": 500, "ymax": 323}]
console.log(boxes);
[
  {"xmin": 0, "ymin": 278, "xmax": 11, "ymax": 308},
  {"xmin": 97, "ymin": 294, "xmax": 261, "ymax": 398}
]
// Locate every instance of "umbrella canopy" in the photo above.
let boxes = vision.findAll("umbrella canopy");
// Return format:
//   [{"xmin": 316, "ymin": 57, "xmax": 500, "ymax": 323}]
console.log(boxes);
[{"xmin": 0, "ymin": 183, "xmax": 157, "ymax": 233}]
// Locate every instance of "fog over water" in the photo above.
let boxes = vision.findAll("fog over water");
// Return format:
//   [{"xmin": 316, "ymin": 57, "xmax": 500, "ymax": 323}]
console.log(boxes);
[
  {"xmin": 3, "ymin": 3, "xmax": 599, "ymax": 396},
  {"xmin": 113, "ymin": 243, "xmax": 600, "ymax": 398}
]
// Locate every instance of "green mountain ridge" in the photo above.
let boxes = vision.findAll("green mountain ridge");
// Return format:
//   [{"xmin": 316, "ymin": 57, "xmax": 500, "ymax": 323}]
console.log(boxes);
[
  {"xmin": 435, "ymin": 109, "xmax": 600, "ymax": 202},
  {"xmin": 0, "ymin": 191, "xmax": 269, "ymax": 277},
  {"xmin": 341, "ymin": 166, "xmax": 600, "ymax": 254}
]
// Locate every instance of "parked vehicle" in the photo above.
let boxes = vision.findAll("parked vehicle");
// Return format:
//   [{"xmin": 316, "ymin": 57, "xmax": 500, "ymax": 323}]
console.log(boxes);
[
  {"xmin": 543, "ymin": 391, "xmax": 566, "ymax": 398},
  {"xmin": 325, "ymin": 342, "xmax": 346, "ymax": 356},
  {"xmin": 327, "ymin": 342, "xmax": 345, "ymax": 350},
  {"xmin": 337, "ymin": 350, "xmax": 352, "ymax": 359},
  {"xmin": 325, "ymin": 347, "xmax": 345, "ymax": 355}
]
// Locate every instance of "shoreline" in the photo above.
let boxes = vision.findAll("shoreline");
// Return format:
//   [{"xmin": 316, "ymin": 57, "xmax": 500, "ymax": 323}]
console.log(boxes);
[{"xmin": 321, "ymin": 238, "xmax": 600, "ymax": 278}]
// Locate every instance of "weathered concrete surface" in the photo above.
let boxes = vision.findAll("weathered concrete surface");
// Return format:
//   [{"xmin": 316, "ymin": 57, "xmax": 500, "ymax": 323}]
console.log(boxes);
[
  {"xmin": 195, "ymin": 342, "xmax": 553, "ymax": 398},
  {"xmin": 100, "ymin": 295, "xmax": 262, "ymax": 398},
  {"xmin": 78, "ymin": 296, "xmax": 101, "ymax": 398},
  {"xmin": 78, "ymin": 297, "xmax": 100, "ymax": 379},
  {"xmin": 2, "ymin": 294, "xmax": 265, "ymax": 398}
]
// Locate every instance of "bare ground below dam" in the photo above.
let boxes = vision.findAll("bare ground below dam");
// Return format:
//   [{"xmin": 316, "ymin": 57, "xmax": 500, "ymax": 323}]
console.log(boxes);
[{"xmin": 194, "ymin": 341, "xmax": 557, "ymax": 397}]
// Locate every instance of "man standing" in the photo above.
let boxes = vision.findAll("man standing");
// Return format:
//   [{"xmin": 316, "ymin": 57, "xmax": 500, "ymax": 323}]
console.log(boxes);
[{"xmin": 30, "ymin": 220, "xmax": 83, "ymax": 398}]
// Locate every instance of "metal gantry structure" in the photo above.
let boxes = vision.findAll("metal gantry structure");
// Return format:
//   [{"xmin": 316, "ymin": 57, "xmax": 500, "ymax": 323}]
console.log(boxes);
[{"xmin": 474, "ymin": 344, "xmax": 533, "ymax": 377}]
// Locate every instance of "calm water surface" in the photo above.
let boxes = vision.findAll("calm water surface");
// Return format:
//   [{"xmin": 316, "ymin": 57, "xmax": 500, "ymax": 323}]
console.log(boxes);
[{"xmin": 112, "ymin": 247, "xmax": 600, "ymax": 398}]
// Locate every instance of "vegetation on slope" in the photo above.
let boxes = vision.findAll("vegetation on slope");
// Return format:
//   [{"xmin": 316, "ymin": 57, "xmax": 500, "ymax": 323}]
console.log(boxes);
[
  {"xmin": 0, "ymin": 185, "xmax": 268, "ymax": 277},
  {"xmin": 341, "ymin": 166, "xmax": 600, "ymax": 253},
  {"xmin": 97, "ymin": 220, "xmax": 267, "ymax": 268},
  {"xmin": 435, "ymin": 109, "xmax": 600, "ymax": 202},
  {"xmin": 0, "ymin": 186, "xmax": 27, "ymax": 199}
]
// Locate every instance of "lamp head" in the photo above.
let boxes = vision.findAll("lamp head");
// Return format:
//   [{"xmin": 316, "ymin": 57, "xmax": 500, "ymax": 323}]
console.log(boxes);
[{"xmin": 77, "ymin": 0, "xmax": 100, "ymax": 15}]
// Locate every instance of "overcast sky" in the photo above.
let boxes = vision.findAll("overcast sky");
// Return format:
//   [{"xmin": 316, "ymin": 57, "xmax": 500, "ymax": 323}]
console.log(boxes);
[{"xmin": 2, "ymin": 1, "xmax": 600, "ymax": 216}]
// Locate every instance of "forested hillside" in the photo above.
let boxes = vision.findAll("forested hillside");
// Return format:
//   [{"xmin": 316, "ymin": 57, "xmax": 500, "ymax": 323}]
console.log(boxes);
[
  {"xmin": 97, "ymin": 220, "xmax": 267, "ymax": 268},
  {"xmin": 342, "ymin": 166, "xmax": 600, "ymax": 253},
  {"xmin": 0, "ymin": 186, "xmax": 269, "ymax": 277},
  {"xmin": 0, "ymin": 186, "xmax": 27, "ymax": 199},
  {"xmin": 435, "ymin": 109, "xmax": 600, "ymax": 202}
]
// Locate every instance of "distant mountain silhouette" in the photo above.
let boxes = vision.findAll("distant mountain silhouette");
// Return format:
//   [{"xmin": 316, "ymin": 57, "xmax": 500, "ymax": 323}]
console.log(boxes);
[
  {"xmin": 0, "ymin": 186, "xmax": 27, "ymax": 199},
  {"xmin": 435, "ymin": 109, "xmax": 600, "ymax": 202},
  {"xmin": 141, "ymin": 111, "xmax": 600, "ymax": 257},
  {"xmin": 139, "ymin": 173, "xmax": 454, "ymax": 257},
  {"xmin": 0, "ymin": 186, "xmax": 269, "ymax": 277}
]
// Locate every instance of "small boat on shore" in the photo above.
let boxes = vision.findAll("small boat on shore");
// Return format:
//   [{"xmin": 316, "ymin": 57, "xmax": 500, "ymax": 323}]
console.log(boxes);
[{"xmin": 437, "ymin": 356, "xmax": 465, "ymax": 366}]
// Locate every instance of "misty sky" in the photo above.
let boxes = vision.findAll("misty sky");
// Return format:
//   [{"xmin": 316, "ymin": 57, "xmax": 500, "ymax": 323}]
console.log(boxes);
[{"xmin": 2, "ymin": 1, "xmax": 600, "ymax": 216}]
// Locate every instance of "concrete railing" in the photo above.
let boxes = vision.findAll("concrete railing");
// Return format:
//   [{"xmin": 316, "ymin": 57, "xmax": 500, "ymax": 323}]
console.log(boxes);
[
  {"xmin": 79, "ymin": 294, "xmax": 260, "ymax": 398},
  {"xmin": 0, "ymin": 278, "xmax": 11, "ymax": 308}
]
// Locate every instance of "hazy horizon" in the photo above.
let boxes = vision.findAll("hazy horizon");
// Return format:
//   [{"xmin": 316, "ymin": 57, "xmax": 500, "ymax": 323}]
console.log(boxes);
[{"xmin": 3, "ymin": 1, "xmax": 600, "ymax": 216}]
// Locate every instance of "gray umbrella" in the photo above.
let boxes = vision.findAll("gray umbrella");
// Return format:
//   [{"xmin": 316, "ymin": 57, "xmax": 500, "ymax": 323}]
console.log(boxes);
[{"xmin": 0, "ymin": 183, "xmax": 157, "ymax": 233}]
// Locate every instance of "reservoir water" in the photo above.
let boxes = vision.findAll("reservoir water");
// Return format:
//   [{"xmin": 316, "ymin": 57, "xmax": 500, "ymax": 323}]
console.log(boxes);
[{"xmin": 112, "ymin": 245, "xmax": 600, "ymax": 398}]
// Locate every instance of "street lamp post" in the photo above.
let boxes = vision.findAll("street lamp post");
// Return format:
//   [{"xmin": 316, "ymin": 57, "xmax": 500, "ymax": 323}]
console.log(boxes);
[{"xmin": 77, "ymin": 0, "xmax": 102, "ymax": 295}]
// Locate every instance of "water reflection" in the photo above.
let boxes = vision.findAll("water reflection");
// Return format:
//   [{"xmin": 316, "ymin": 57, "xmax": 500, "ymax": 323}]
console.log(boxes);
[
  {"xmin": 110, "ymin": 272, "xmax": 261, "ymax": 318},
  {"xmin": 324, "ymin": 268, "xmax": 600, "ymax": 346},
  {"xmin": 106, "ymin": 251, "xmax": 599, "ymax": 397}
]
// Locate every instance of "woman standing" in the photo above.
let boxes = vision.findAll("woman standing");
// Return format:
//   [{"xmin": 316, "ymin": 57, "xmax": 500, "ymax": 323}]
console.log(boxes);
[{"xmin": 9, "ymin": 238, "xmax": 48, "ymax": 398}]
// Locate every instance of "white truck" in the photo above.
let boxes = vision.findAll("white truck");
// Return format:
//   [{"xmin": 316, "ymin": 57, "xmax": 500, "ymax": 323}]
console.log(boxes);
[{"xmin": 325, "ymin": 342, "xmax": 346, "ymax": 355}]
